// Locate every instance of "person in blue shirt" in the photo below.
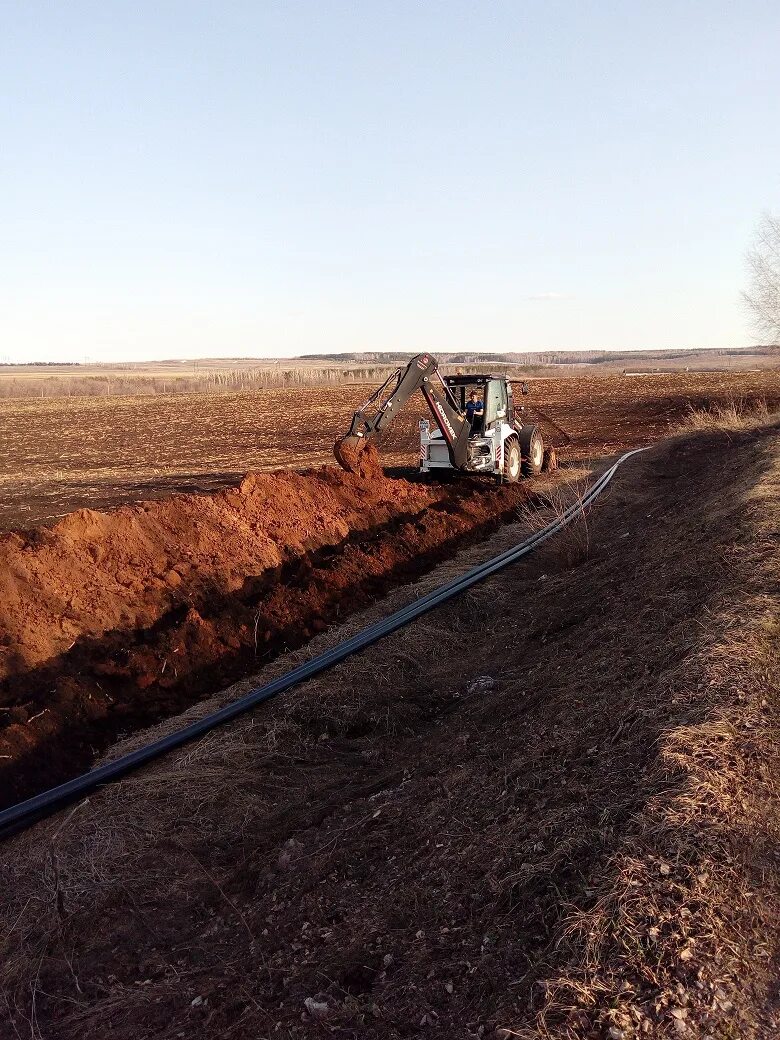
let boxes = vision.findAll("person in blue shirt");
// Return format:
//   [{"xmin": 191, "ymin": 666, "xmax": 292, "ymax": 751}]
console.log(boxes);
[{"xmin": 465, "ymin": 390, "xmax": 484, "ymax": 427}]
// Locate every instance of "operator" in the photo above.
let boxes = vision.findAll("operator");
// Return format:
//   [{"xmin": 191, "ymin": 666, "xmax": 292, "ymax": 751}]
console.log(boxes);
[{"xmin": 465, "ymin": 390, "xmax": 484, "ymax": 427}]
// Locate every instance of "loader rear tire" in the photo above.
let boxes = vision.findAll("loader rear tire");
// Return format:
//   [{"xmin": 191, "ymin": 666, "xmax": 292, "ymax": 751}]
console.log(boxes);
[
  {"xmin": 520, "ymin": 426, "xmax": 544, "ymax": 476},
  {"xmin": 503, "ymin": 439, "xmax": 522, "ymax": 483}
]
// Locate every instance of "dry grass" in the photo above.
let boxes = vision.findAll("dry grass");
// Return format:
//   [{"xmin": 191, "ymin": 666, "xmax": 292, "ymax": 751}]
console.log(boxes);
[
  {"xmin": 674, "ymin": 395, "xmax": 775, "ymax": 432},
  {"xmin": 508, "ymin": 426, "xmax": 780, "ymax": 1039},
  {"xmin": 520, "ymin": 467, "xmax": 596, "ymax": 568}
]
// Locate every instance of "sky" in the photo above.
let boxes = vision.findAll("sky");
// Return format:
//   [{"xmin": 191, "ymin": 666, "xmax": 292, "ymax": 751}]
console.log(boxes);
[{"xmin": 1, "ymin": 1, "xmax": 779, "ymax": 363}]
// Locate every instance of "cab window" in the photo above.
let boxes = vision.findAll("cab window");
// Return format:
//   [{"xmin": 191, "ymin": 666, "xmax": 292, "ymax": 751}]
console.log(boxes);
[{"xmin": 484, "ymin": 380, "xmax": 507, "ymax": 426}]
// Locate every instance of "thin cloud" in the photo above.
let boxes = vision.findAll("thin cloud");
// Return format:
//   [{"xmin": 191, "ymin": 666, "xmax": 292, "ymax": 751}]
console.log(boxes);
[{"xmin": 524, "ymin": 292, "xmax": 573, "ymax": 301}]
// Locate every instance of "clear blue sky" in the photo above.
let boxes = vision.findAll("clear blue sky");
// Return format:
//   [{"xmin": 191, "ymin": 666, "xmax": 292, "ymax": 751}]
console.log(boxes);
[{"xmin": 2, "ymin": 1, "xmax": 778, "ymax": 362}]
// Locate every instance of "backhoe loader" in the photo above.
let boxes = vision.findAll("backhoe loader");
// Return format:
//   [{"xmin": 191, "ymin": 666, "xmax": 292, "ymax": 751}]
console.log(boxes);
[{"xmin": 334, "ymin": 353, "xmax": 552, "ymax": 482}]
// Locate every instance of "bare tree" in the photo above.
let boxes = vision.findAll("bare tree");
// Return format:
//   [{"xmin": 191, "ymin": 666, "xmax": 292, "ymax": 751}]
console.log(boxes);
[{"xmin": 744, "ymin": 212, "xmax": 780, "ymax": 343}]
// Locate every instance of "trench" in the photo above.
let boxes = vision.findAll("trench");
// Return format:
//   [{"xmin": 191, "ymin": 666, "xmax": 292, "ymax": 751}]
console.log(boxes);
[{"xmin": 0, "ymin": 473, "xmax": 549, "ymax": 810}]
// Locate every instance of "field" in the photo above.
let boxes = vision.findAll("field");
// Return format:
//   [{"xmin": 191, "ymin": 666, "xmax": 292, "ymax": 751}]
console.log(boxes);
[
  {"xmin": 3, "ymin": 369, "xmax": 780, "ymax": 530},
  {"xmin": 2, "ymin": 370, "xmax": 780, "ymax": 1037}
]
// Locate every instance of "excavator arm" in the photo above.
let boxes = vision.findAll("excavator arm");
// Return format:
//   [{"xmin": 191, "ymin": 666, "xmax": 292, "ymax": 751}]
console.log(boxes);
[{"xmin": 334, "ymin": 353, "xmax": 470, "ymax": 473}]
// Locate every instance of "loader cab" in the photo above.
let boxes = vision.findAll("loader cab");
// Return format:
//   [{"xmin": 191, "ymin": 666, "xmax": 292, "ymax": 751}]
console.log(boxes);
[{"xmin": 443, "ymin": 374, "xmax": 513, "ymax": 434}]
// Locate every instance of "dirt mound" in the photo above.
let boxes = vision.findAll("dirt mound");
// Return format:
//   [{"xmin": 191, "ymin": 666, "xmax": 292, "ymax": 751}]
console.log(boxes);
[
  {"xmin": 0, "ymin": 462, "xmax": 537, "ymax": 807},
  {"xmin": 0, "ymin": 463, "xmax": 420, "ymax": 681}
]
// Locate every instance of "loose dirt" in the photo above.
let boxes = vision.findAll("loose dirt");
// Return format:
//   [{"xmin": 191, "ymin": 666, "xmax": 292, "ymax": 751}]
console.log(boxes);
[{"xmin": 0, "ymin": 459, "xmax": 547, "ymax": 809}]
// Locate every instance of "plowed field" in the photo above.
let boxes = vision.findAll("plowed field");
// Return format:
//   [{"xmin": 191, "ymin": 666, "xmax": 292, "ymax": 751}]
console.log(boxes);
[{"xmin": 3, "ymin": 370, "xmax": 780, "ymax": 530}]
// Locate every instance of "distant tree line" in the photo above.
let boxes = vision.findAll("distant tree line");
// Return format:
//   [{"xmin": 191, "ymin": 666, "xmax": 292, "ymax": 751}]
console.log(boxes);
[
  {"xmin": 0, "ymin": 365, "xmax": 405, "ymax": 400},
  {"xmin": 2, "ymin": 345, "xmax": 777, "ymax": 402},
  {"xmin": 299, "ymin": 346, "xmax": 780, "ymax": 366},
  {"xmin": 0, "ymin": 361, "xmax": 558, "ymax": 401}
]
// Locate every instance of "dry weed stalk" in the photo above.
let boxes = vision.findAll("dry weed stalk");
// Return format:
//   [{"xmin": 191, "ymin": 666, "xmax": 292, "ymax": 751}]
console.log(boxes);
[{"xmin": 520, "ymin": 472, "xmax": 594, "ymax": 568}]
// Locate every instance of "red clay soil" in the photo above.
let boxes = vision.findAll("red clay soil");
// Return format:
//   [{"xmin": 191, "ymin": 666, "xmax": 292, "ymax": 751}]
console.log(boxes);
[{"xmin": 0, "ymin": 458, "xmax": 535, "ymax": 809}]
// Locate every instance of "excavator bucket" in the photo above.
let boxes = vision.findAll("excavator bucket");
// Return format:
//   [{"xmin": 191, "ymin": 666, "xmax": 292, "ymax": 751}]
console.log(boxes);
[
  {"xmin": 333, "ymin": 434, "xmax": 368, "ymax": 474},
  {"xmin": 334, "ymin": 435, "xmax": 384, "ymax": 478}
]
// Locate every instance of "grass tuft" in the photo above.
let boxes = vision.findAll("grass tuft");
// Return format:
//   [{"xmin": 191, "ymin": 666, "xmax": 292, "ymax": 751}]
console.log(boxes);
[{"xmin": 675, "ymin": 396, "xmax": 773, "ymax": 432}]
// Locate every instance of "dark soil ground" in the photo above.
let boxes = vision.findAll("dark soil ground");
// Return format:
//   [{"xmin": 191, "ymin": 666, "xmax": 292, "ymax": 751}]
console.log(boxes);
[{"xmin": 2, "ymin": 421, "xmax": 779, "ymax": 1039}]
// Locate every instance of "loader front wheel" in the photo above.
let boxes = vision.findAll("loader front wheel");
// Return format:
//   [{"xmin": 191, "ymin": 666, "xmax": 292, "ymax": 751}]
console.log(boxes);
[{"xmin": 503, "ymin": 438, "xmax": 522, "ymax": 483}]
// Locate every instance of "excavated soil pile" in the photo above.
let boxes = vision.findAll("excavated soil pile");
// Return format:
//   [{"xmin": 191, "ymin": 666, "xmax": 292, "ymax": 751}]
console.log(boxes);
[{"xmin": 0, "ymin": 462, "xmax": 533, "ymax": 807}]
